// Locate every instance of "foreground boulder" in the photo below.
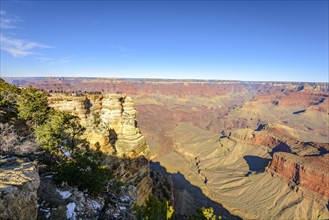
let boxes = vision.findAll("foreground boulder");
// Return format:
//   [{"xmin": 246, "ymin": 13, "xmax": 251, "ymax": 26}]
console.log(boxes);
[{"xmin": 0, "ymin": 157, "xmax": 40, "ymax": 220}]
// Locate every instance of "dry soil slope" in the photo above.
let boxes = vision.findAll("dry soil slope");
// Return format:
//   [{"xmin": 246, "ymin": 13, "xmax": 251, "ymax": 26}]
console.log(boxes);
[{"xmin": 169, "ymin": 123, "xmax": 329, "ymax": 219}]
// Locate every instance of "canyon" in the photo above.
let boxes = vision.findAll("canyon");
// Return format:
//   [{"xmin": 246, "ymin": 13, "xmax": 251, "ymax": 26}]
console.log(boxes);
[{"xmin": 5, "ymin": 77, "xmax": 329, "ymax": 219}]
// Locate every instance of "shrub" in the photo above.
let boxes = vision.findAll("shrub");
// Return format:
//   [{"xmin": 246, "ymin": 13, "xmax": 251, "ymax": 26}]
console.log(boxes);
[
  {"xmin": 35, "ymin": 110, "xmax": 86, "ymax": 155},
  {"xmin": 17, "ymin": 87, "xmax": 49, "ymax": 126},
  {"xmin": 0, "ymin": 79, "xmax": 19, "ymax": 121},
  {"xmin": 56, "ymin": 149, "xmax": 113, "ymax": 196},
  {"xmin": 0, "ymin": 123, "xmax": 39, "ymax": 155},
  {"xmin": 92, "ymin": 112, "xmax": 101, "ymax": 127},
  {"xmin": 190, "ymin": 207, "xmax": 222, "ymax": 220},
  {"xmin": 135, "ymin": 195, "xmax": 174, "ymax": 220}
]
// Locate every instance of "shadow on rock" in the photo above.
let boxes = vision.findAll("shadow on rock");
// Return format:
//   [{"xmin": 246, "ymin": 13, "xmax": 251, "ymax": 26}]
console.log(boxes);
[
  {"xmin": 150, "ymin": 161, "xmax": 241, "ymax": 220},
  {"xmin": 293, "ymin": 109, "xmax": 306, "ymax": 115},
  {"xmin": 269, "ymin": 142, "xmax": 291, "ymax": 156},
  {"xmin": 243, "ymin": 155, "xmax": 270, "ymax": 177}
]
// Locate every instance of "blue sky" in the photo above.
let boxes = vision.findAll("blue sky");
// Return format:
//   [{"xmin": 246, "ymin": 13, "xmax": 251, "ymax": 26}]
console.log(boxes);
[{"xmin": 0, "ymin": 1, "xmax": 328, "ymax": 82}]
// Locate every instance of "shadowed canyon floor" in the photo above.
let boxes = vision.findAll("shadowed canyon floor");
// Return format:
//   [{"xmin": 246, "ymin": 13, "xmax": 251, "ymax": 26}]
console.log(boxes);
[
  {"xmin": 5, "ymin": 77, "xmax": 329, "ymax": 219},
  {"xmin": 150, "ymin": 161, "xmax": 240, "ymax": 219}
]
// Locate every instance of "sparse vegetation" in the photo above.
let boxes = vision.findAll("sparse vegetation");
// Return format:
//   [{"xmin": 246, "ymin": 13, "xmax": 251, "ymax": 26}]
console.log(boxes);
[
  {"xmin": 56, "ymin": 149, "xmax": 113, "ymax": 195},
  {"xmin": 35, "ymin": 110, "xmax": 86, "ymax": 155},
  {"xmin": 92, "ymin": 112, "xmax": 101, "ymax": 127},
  {"xmin": 0, "ymin": 123, "xmax": 39, "ymax": 155},
  {"xmin": 135, "ymin": 194, "xmax": 174, "ymax": 220},
  {"xmin": 191, "ymin": 207, "xmax": 222, "ymax": 220},
  {"xmin": 0, "ymin": 79, "xmax": 113, "ymax": 196}
]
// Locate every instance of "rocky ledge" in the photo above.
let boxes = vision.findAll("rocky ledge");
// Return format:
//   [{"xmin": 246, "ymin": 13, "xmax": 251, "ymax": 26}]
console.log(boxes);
[
  {"xmin": 269, "ymin": 152, "xmax": 329, "ymax": 202},
  {"xmin": 0, "ymin": 157, "xmax": 40, "ymax": 220}
]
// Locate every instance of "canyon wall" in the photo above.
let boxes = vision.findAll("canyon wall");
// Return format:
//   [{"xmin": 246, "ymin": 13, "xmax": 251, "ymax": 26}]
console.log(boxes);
[
  {"xmin": 231, "ymin": 126, "xmax": 329, "ymax": 204},
  {"xmin": 269, "ymin": 152, "xmax": 329, "ymax": 202},
  {"xmin": 48, "ymin": 93, "xmax": 152, "ymax": 205}
]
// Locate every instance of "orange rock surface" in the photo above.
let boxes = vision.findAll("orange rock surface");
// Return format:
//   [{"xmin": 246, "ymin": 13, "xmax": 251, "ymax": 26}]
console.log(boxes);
[{"xmin": 269, "ymin": 152, "xmax": 329, "ymax": 200}]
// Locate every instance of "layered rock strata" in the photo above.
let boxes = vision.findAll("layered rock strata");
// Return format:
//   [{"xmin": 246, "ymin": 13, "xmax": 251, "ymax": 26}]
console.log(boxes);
[
  {"xmin": 269, "ymin": 152, "xmax": 329, "ymax": 202},
  {"xmin": 48, "ymin": 94, "xmax": 149, "ymax": 157},
  {"xmin": 0, "ymin": 157, "xmax": 40, "ymax": 220},
  {"xmin": 48, "ymin": 93, "xmax": 151, "ymax": 204}
]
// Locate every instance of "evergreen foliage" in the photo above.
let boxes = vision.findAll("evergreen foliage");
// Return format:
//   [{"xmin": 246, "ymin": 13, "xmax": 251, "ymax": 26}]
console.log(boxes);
[
  {"xmin": 56, "ymin": 149, "xmax": 113, "ymax": 195},
  {"xmin": 35, "ymin": 110, "xmax": 86, "ymax": 154},
  {"xmin": 0, "ymin": 79, "xmax": 19, "ymax": 121},
  {"xmin": 135, "ymin": 195, "xmax": 174, "ymax": 220},
  {"xmin": 17, "ymin": 86, "xmax": 50, "ymax": 126}
]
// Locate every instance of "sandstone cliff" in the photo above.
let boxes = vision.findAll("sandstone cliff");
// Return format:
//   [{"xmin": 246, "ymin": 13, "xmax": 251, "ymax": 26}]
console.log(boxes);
[
  {"xmin": 269, "ymin": 152, "xmax": 329, "ymax": 203},
  {"xmin": 0, "ymin": 157, "xmax": 40, "ymax": 220},
  {"xmin": 48, "ymin": 94, "xmax": 149, "ymax": 157},
  {"xmin": 48, "ymin": 93, "xmax": 151, "ymax": 205}
]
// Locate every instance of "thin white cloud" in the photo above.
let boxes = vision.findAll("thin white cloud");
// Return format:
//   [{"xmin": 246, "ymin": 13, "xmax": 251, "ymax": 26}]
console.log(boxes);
[
  {"xmin": 35, "ymin": 56, "xmax": 54, "ymax": 62},
  {"xmin": 1, "ymin": 10, "xmax": 53, "ymax": 58},
  {"xmin": 48, "ymin": 56, "xmax": 71, "ymax": 65},
  {"xmin": 0, "ymin": 10, "xmax": 23, "ymax": 29},
  {"xmin": 35, "ymin": 56, "xmax": 71, "ymax": 65},
  {"xmin": 117, "ymin": 46, "xmax": 133, "ymax": 53},
  {"xmin": 0, "ymin": 35, "xmax": 52, "ymax": 57}
]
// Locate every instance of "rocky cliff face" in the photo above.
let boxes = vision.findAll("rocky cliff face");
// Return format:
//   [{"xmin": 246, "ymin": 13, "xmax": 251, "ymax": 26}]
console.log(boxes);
[
  {"xmin": 251, "ymin": 83, "xmax": 329, "ymax": 107},
  {"xmin": 48, "ymin": 93, "xmax": 151, "ymax": 204},
  {"xmin": 269, "ymin": 152, "xmax": 329, "ymax": 202},
  {"xmin": 48, "ymin": 94, "xmax": 149, "ymax": 157},
  {"xmin": 230, "ymin": 128, "xmax": 281, "ymax": 147},
  {"xmin": 0, "ymin": 157, "xmax": 40, "ymax": 220}
]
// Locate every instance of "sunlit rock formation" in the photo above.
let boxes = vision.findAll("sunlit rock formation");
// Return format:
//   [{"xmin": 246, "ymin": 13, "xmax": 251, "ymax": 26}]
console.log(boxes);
[
  {"xmin": 269, "ymin": 152, "xmax": 329, "ymax": 202},
  {"xmin": 48, "ymin": 93, "xmax": 151, "ymax": 205},
  {"xmin": 48, "ymin": 94, "xmax": 149, "ymax": 158},
  {"xmin": 0, "ymin": 157, "xmax": 40, "ymax": 220}
]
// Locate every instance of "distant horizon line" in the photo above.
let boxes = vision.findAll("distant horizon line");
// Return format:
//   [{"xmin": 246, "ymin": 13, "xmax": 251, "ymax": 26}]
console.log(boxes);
[{"xmin": 2, "ymin": 76, "xmax": 328, "ymax": 84}]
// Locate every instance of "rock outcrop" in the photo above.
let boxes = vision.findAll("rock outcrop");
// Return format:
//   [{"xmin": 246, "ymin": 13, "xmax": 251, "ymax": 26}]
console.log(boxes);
[
  {"xmin": 48, "ymin": 93, "xmax": 152, "ymax": 205},
  {"xmin": 0, "ymin": 157, "xmax": 40, "ymax": 220},
  {"xmin": 48, "ymin": 94, "xmax": 149, "ymax": 158},
  {"xmin": 230, "ymin": 128, "xmax": 281, "ymax": 147},
  {"xmin": 269, "ymin": 152, "xmax": 329, "ymax": 202},
  {"xmin": 38, "ymin": 178, "xmax": 139, "ymax": 220}
]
